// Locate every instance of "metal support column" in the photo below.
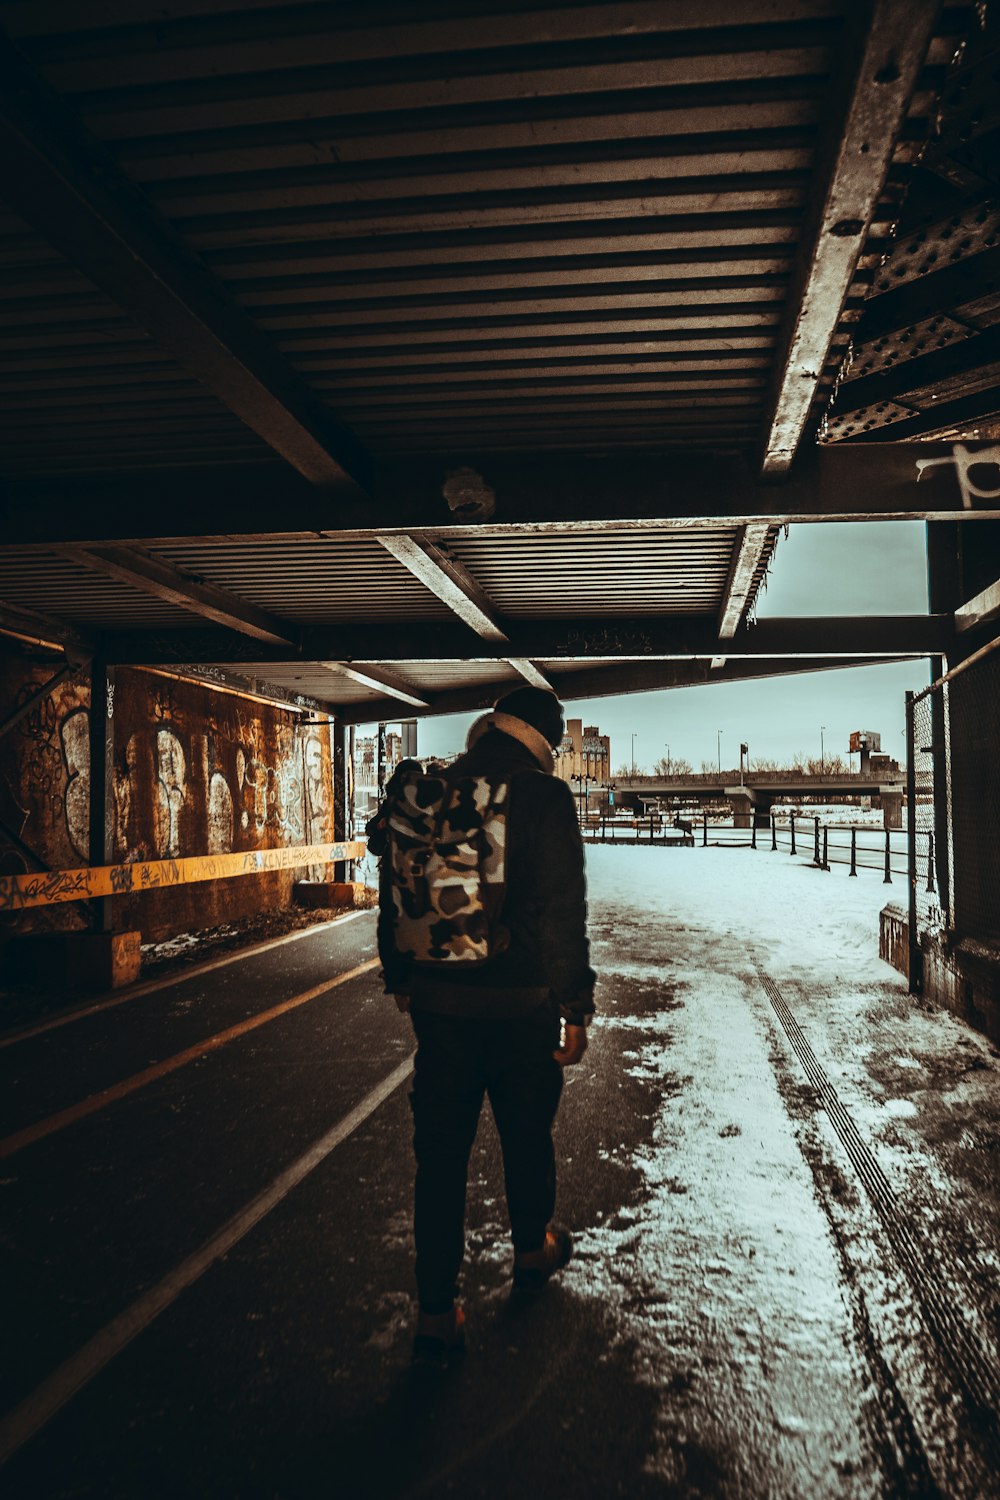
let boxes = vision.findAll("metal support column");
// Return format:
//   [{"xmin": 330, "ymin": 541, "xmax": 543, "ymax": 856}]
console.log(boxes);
[
  {"xmin": 332, "ymin": 719, "xmax": 348, "ymax": 881},
  {"xmin": 929, "ymin": 684, "xmax": 951, "ymax": 926},
  {"xmin": 905, "ymin": 691, "xmax": 922, "ymax": 993},
  {"xmin": 926, "ymin": 521, "xmax": 961, "ymax": 927}
]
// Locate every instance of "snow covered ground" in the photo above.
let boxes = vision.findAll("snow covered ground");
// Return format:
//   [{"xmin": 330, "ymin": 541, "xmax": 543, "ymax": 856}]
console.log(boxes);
[{"xmin": 567, "ymin": 843, "xmax": 1000, "ymax": 1496}]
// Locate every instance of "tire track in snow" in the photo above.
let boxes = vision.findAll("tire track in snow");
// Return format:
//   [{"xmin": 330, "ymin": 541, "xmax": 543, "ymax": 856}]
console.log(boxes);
[{"xmin": 752, "ymin": 957, "xmax": 1000, "ymax": 1475}]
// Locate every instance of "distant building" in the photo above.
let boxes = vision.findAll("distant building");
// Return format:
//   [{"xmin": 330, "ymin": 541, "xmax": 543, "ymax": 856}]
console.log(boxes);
[
  {"xmin": 849, "ymin": 730, "xmax": 894, "ymax": 775},
  {"xmin": 353, "ymin": 728, "xmax": 402, "ymax": 800},
  {"xmin": 553, "ymin": 718, "xmax": 611, "ymax": 787}
]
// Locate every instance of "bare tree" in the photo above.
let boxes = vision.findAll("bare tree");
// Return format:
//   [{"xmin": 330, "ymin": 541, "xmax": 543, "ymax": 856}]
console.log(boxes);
[
  {"xmin": 653, "ymin": 755, "xmax": 693, "ymax": 775},
  {"xmin": 806, "ymin": 753, "xmax": 848, "ymax": 775}
]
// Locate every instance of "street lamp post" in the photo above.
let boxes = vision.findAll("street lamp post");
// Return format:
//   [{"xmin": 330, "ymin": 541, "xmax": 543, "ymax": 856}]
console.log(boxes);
[
  {"xmin": 664, "ymin": 742, "xmax": 670, "ymax": 776},
  {"xmin": 573, "ymin": 772, "xmax": 586, "ymax": 820},
  {"xmin": 717, "ymin": 728, "xmax": 723, "ymax": 774},
  {"xmin": 821, "ymin": 725, "xmax": 826, "ymax": 774},
  {"xmin": 631, "ymin": 732, "xmax": 638, "ymax": 776}
]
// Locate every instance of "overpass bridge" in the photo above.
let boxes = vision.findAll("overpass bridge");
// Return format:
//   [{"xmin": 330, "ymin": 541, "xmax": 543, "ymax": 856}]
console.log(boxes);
[{"xmin": 610, "ymin": 771, "xmax": 922, "ymax": 829}]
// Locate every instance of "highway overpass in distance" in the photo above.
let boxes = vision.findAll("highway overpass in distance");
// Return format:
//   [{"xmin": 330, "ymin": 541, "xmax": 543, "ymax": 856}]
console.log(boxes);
[{"xmin": 608, "ymin": 771, "xmax": 931, "ymax": 829}]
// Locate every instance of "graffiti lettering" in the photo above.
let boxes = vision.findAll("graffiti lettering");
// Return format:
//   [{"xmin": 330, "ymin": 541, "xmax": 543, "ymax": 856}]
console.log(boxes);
[
  {"xmin": 139, "ymin": 859, "xmax": 182, "ymax": 890},
  {"xmin": 0, "ymin": 842, "xmax": 362, "ymax": 910},
  {"xmin": 0, "ymin": 869, "xmax": 93, "ymax": 910},
  {"xmin": 563, "ymin": 627, "xmax": 654, "ymax": 656}
]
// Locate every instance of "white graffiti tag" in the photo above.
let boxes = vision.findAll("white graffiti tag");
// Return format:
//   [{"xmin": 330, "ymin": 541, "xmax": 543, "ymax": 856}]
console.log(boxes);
[
  {"xmin": 154, "ymin": 729, "xmax": 187, "ymax": 857},
  {"xmin": 915, "ymin": 443, "xmax": 1000, "ymax": 510}
]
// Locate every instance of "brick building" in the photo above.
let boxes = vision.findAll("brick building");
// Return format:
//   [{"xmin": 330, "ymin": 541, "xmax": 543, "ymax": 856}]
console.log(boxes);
[{"xmin": 553, "ymin": 718, "xmax": 611, "ymax": 787}]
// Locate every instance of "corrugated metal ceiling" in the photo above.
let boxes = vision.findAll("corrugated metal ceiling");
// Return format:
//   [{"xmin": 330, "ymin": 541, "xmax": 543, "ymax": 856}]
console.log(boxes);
[
  {"xmin": 0, "ymin": 0, "xmax": 918, "ymax": 468},
  {"xmin": 0, "ymin": 547, "xmax": 207, "ymax": 627},
  {"xmin": 154, "ymin": 539, "xmax": 456, "ymax": 621},
  {"xmin": 0, "ymin": 1, "xmax": 980, "ymax": 719}
]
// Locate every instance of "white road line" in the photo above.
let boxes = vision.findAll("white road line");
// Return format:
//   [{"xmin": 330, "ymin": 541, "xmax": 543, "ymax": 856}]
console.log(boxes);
[
  {"xmin": 0, "ymin": 908, "xmax": 375, "ymax": 1050},
  {"xmin": 0, "ymin": 1053, "xmax": 414, "ymax": 1467}
]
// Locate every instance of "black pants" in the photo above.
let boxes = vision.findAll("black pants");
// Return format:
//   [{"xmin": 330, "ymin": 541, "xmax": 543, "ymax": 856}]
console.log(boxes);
[{"xmin": 409, "ymin": 1003, "xmax": 564, "ymax": 1314}]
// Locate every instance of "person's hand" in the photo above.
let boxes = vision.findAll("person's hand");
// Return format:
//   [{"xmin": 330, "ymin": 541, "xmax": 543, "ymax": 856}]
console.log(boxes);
[
  {"xmin": 553, "ymin": 1023, "xmax": 588, "ymax": 1067},
  {"xmin": 393, "ymin": 993, "xmax": 411, "ymax": 1013}
]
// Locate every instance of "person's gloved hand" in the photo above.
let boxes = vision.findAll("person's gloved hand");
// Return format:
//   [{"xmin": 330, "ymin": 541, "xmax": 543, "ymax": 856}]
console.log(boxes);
[{"xmin": 553, "ymin": 1023, "xmax": 588, "ymax": 1067}]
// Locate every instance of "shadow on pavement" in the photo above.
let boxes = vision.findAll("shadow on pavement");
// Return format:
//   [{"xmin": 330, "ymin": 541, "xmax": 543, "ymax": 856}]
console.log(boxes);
[{"xmin": 271, "ymin": 1287, "xmax": 708, "ymax": 1500}]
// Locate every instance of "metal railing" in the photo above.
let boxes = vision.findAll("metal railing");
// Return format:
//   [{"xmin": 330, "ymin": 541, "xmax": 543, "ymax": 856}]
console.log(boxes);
[
  {"xmin": 580, "ymin": 814, "xmax": 695, "ymax": 846},
  {"xmin": 583, "ymin": 811, "xmax": 919, "ymax": 873}
]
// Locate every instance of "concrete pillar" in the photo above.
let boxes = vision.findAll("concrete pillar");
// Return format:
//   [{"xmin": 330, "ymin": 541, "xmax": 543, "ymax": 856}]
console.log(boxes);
[
  {"xmin": 12, "ymin": 929, "xmax": 142, "ymax": 991},
  {"xmin": 881, "ymin": 792, "xmax": 903, "ymax": 830},
  {"xmin": 751, "ymin": 793, "xmax": 773, "ymax": 829},
  {"xmin": 726, "ymin": 786, "xmax": 757, "ymax": 829}
]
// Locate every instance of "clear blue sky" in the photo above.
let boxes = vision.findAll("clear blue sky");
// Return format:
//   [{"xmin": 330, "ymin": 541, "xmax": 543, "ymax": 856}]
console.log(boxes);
[{"xmin": 383, "ymin": 521, "xmax": 933, "ymax": 770}]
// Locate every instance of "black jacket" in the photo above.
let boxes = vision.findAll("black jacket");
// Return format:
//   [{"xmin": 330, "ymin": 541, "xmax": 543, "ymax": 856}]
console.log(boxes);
[{"xmin": 376, "ymin": 726, "xmax": 595, "ymax": 1022}]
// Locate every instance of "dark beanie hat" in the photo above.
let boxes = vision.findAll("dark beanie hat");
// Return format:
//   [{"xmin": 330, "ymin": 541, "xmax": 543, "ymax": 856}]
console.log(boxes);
[{"xmin": 494, "ymin": 686, "xmax": 565, "ymax": 748}]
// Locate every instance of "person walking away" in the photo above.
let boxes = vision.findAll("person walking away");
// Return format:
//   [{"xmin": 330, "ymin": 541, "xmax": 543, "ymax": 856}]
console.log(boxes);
[{"xmin": 372, "ymin": 687, "xmax": 596, "ymax": 1364}]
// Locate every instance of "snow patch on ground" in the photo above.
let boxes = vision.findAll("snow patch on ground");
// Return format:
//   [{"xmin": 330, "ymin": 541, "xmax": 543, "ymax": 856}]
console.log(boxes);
[{"xmin": 570, "ymin": 843, "xmax": 1000, "ymax": 1496}]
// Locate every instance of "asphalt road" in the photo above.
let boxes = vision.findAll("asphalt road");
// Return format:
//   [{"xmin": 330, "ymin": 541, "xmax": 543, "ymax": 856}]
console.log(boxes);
[{"xmin": 2, "ymin": 868, "xmax": 999, "ymax": 1499}]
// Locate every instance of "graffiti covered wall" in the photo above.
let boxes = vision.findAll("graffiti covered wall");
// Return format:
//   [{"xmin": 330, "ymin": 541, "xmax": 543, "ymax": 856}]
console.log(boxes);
[
  {"xmin": 0, "ymin": 657, "xmax": 91, "ymax": 933},
  {"xmin": 0, "ymin": 654, "xmax": 337, "ymax": 942}
]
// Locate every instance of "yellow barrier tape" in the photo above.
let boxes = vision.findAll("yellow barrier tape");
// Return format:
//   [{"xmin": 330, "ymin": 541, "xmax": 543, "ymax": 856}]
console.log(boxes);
[{"xmin": 0, "ymin": 841, "xmax": 367, "ymax": 912}]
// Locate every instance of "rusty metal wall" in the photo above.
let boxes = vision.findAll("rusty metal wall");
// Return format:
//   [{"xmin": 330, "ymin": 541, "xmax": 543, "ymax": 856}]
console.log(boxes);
[{"xmin": 0, "ymin": 652, "xmax": 336, "ymax": 942}]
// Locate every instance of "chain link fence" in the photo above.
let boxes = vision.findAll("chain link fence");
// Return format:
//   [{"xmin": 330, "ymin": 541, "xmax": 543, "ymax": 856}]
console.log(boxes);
[{"xmin": 906, "ymin": 639, "xmax": 1000, "ymax": 991}]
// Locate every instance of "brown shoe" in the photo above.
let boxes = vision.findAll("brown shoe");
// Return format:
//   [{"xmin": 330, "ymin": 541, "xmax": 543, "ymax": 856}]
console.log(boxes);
[
  {"xmin": 512, "ymin": 1228, "xmax": 573, "ymax": 1291},
  {"xmin": 412, "ymin": 1304, "xmax": 466, "ymax": 1367}
]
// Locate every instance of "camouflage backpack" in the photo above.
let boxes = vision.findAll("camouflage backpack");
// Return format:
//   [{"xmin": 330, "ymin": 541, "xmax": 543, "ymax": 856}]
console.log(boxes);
[{"xmin": 382, "ymin": 768, "xmax": 511, "ymax": 966}]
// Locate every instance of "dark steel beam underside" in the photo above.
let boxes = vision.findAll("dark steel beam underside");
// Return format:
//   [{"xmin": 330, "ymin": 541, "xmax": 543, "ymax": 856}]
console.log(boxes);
[
  {"xmin": 335, "ymin": 653, "xmax": 922, "ymax": 725},
  {"xmin": 100, "ymin": 615, "xmax": 951, "ymax": 668},
  {"xmin": 833, "ymin": 327, "xmax": 1000, "ymax": 418},
  {"xmin": 4, "ymin": 443, "xmax": 1000, "ymax": 548},
  {"xmin": 760, "ymin": 0, "xmax": 941, "ymax": 473},
  {"xmin": 0, "ymin": 598, "xmax": 95, "ymax": 663}
]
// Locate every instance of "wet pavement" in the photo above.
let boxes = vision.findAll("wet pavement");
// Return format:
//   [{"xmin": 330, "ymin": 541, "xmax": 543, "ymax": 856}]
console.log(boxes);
[{"xmin": 2, "ymin": 846, "xmax": 1000, "ymax": 1497}]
